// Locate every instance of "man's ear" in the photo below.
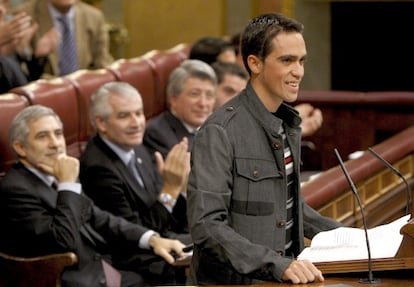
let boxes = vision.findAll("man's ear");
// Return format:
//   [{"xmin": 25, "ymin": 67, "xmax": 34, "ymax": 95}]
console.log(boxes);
[
  {"xmin": 168, "ymin": 94, "xmax": 178, "ymax": 112},
  {"xmin": 247, "ymin": 55, "xmax": 262, "ymax": 75},
  {"xmin": 12, "ymin": 141, "xmax": 26, "ymax": 158},
  {"xmin": 94, "ymin": 116, "xmax": 107, "ymax": 133}
]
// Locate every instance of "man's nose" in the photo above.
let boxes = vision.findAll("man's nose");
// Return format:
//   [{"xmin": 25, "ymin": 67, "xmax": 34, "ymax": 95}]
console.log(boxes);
[
  {"xmin": 130, "ymin": 114, "xmax": 142, "ymax": 125},
  {"xmin": 49, "ymin": 134, "xmax": 61, "ymax": 146},
  {"xmin": 199, "ymin": 94, "xmax": 213, "ymax": 106},
  {"xmin": 292, "ymin": 63, "xmax": 304, "ymax": 78}
]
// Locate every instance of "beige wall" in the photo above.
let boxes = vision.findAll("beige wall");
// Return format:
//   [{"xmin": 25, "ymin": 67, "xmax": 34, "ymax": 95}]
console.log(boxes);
[
  {"xmin": 121, "ymin": 0, "xmax": 225, "ymax": 58},
  {"xmin": 295, "ymin": 1, "xmax": 331, "ymax": 90},
  {"xmin": 16, "ymin": 0, "xmax": 329, "ymax": 89}
]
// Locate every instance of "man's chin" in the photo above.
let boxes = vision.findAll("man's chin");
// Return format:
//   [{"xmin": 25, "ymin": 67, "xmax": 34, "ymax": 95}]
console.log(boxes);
[{"xmin": 122, "ymin": 140, "xmax": 142, "ymax": 150}]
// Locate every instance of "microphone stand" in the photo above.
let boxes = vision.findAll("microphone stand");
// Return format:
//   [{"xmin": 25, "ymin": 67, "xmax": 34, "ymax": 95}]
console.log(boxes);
[
  {"xmin": 334, "ymin": 148, "xmax": 382, "ymax": 284},
  {"xmin": 368, "ymin": 147, "xmax": 412, "ymax": 218}
]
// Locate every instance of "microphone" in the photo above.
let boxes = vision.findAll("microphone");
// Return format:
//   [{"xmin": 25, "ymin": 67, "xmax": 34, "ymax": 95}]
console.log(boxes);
[
  {"xmin": 367, "ymin": 147, "xmax": 412, "ymax": 217},
  {"xmin": 334, "ymin": 148, "xmax": 381, "ymax": 284}
]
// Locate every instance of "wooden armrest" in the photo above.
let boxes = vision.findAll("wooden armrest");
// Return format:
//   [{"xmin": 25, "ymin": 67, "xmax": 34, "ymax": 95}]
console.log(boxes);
[
  {"xmin": 0, "ymin": 251, "xmax": 77, "ymax": 287},
  {"xmin": 172, "ymin": 254, "xmax": 191, "ymax": 267},
  {"xmin": 396, "ymin": 219, "xmax": 414, "ymax": 258}
]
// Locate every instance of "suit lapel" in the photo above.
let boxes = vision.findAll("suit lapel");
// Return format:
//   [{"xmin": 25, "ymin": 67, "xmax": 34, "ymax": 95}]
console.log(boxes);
[
  {"xmin": 17, "ymin": 164, "xmax": 58, "ymax": 208},
  {"xmin": 117, "ymin": 157, "xmax": 154, "ymax": 205},
  {"xmin": 134, "ymin": 147, "xmax": 158, "ymax": 198},
  {"xmin": 18, "ymin": 163, "xmax": 105, "ymax": 250},
  {"xmin": 73, "ymin": 3, "xmax": 86, "ymax": 68},
  {"xmin": 18, "ymin": 163, "xmax": 105, "ymax": 248},
  {"xmin": 166, "ymin": 111, "xmax": 195, "ymax": 148},
  {"xmin": 36, "ymin": 0, "xmax": 59, "ymax": 74},
  {"xmin": 95, "ymin": 136, "xmax": 156, "ymax": 207}
]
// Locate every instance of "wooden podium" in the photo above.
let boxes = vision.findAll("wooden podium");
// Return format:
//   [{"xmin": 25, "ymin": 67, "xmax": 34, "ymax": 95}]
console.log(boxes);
[{"xmin": 314, "ymin": 218, "xmax": 414, "ymax": 274}]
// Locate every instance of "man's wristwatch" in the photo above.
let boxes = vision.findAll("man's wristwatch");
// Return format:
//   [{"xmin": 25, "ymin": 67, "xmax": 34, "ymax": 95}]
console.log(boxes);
[{"xmin": 159, "ymin": 193, "xmax": 176, "ymax": 208}]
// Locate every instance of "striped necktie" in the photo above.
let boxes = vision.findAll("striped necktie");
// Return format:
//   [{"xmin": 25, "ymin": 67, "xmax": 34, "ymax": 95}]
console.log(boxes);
[
  {"xmin": 58, "ymin": 15, "xmax": 78, "ymax": 76},
  {"xmin": 127, "ymin": 156, "xmax": 144, "ymax": 188}
]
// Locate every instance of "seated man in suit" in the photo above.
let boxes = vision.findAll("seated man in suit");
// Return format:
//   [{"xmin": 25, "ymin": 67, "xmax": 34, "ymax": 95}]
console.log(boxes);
[
  {"xmin": 0, "ymin": 104, "xmax": 186, "ymax": 287},
  {"xmin": 143, "ymin": 59, "xmax": 217, "ymax": 158},
  {"xmin": 79, "ymin": 81, "xmax": 191, "ymax": 284}
]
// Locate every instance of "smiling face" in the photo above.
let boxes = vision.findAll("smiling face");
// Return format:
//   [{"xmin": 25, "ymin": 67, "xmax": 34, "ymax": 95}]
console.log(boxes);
[
  {"xmin": 95, "ymin": 92, "xmax": 146, "ymax": 150},
  {"xmin": 249, "ymin": 32, "xmax": 306, "ymax": 110},
  {"xmin": 169, "ymin": 77, "xmax": 216, "ymax": 128},
  {"xmin": 13, "ymin": 115, "xmax": 66, "ymax": 170}
]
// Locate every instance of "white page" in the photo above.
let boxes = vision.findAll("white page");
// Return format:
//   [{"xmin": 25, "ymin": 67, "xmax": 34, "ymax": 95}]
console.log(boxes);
[{"xmin": 297, "ymin": 214, "xmax": 410, "ymax": 262}]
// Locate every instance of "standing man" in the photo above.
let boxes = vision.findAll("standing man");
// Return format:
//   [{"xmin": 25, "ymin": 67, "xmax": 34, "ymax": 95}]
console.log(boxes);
[
  {"xmin": 0, "ymin": 104, "xmax": 185, "ymax": 287},
  {"xmin": 16, "ymin": 0, "xmax": 113, "ymax": 77},
  {"xmin": 211, "ymin": 60, "xmax": 322, "ymax": 138},
  {"xmin": 79, "ymin": 82, "xmax": 190, "ymax": 285},
  {"xmin": 143, "ymin": 59, "xmax": 217, "ymax": 159},
  {"xmin": 187, "ymin": 13, "xmax": 342, "ymax": 285}
]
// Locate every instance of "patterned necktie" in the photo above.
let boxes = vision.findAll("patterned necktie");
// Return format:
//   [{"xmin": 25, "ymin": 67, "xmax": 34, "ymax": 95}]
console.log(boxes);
[
  {"xmin": 127, "ymin": 156, "xmax": 144, "ymax": 188},
  {"xmin": 58, "ymin": 15, "xmax": 78, "ymax": 76}
]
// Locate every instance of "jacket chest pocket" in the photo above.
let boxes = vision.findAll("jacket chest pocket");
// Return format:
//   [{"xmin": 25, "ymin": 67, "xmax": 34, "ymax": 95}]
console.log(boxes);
[{"xmin": 232, "ymin": 158, "xmax": 284, "ymax": 216}]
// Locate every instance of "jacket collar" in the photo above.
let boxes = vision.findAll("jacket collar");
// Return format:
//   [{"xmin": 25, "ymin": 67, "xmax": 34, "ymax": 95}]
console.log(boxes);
[{"xmin": 241, "ymin": 83, "xmax": 302, "ymax": 136}]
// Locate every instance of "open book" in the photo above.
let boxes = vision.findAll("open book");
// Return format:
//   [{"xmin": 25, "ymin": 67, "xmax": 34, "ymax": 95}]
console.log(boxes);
[{"xmin": 297, "ymin": 214, "xmax": 411, "ymax": 263}]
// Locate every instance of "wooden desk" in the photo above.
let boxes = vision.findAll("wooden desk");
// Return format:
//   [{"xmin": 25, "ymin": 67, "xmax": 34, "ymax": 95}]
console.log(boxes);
[
  {"xmin": 259, "ymin": 276, "xmax": 414, "ymax": 287},
  {"xmin": 175, "ymin": 276, "xmax": 414, "ymax": 287}
]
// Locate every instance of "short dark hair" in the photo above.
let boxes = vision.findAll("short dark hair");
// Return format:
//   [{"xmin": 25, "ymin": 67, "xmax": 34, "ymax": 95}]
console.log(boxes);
[
  {"xmin": 211, "ymin": 61, "xmax": 248, "ymax": 84},
  {"xmin": 241, "ymin": 13, "xmax": 304, "ymax": 75},
  {"xmin": 189, "ymin": 36, "xmax": 235, "ymax": 65}
]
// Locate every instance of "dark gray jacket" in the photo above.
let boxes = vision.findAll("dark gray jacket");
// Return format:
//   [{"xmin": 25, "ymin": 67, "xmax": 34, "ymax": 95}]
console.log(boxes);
[{"xmin": 187, "ymin": 83, "xmax": 341, "ymax": 285}]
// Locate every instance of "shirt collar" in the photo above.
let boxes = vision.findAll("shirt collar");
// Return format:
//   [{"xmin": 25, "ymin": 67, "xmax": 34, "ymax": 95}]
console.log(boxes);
[
  {"xmin": 26, "ymin": 165, "xmax": 56, "ymax": 187},
  {"xmin": 48, "ymin": 2, "xmax": 75, "ymax": 22},
  {"xmin": 100, "ymin": 136, "xmax": 134, "ymax": 166},
  {"xmin": 170, "ymin": 110, "xmax": 198, "ymax": 134}
]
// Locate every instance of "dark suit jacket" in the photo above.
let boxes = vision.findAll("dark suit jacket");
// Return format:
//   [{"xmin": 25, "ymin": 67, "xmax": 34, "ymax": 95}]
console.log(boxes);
[
  {"xmin": 0, "ymin": 162, "xmax": 147, "ymax": 287},
  {"xmin": 79, "ymin": 135, "xmax": 190, "ymax": 242},
  {"xmin": 143, "ymin": 110, "xmax": 195, "ymax": 159}
]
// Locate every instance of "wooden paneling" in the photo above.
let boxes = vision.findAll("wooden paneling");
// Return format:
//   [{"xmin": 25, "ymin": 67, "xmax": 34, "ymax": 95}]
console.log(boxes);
[
  {"xmin": 312, "ymin": 155, "xmax": 414, "ymax": 228},
  {"xmin": 123, "ymin": 0, "xmax": 225, "ymax": 58}
]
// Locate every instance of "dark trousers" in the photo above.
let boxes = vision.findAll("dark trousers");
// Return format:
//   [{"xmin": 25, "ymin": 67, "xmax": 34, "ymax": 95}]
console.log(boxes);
[{"xmin": 120, "ymin": 270, "xmax": 147, "ymax": 287}]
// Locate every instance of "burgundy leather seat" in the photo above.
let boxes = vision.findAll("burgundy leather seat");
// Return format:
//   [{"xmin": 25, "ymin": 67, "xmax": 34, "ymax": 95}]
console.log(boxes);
[
  {"xmin": 143, "ymin": 46, "xmax": 188, "ymax": 116},
  {"xmin": 11, "ymin": 79, "xmax": 81, "ymax": 158},
  {"xmin": 107, "ymin": 57, "xmax": 157, "ymax": 118},
  {"xmin": 66, "ymin": 69, "xmax": 117, "ymax": 146},
  {"xmin": 0, "ymin": 93, "xmax": 29, "ymax": 178}
]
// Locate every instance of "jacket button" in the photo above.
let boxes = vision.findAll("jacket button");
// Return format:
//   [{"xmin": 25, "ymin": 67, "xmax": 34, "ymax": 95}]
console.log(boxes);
[
  {"xmin": 226, "ymin": 106, "xmax": 234, "ymax": 111},
  {"xmin": 276, "ymin": 249, "xmax": 284, "ymax": 256},
  {"xmin": 99, "ymin": 278, "xmax": 106, "ymax": 285},
  {"xmin": 272, "ymin": 140, "xmax": 282, "ymax": 150},
  {"xmin": 277, "ymin": 220, "xmax": 286, "ymax": 228},
  {"xmin": 252, "ymin": 170, "xmax": 259, "ymax": 178}
]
